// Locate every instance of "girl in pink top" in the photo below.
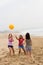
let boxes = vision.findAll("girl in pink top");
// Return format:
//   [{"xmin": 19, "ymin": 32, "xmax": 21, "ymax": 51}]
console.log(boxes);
[{"xmin": 8, "ymin": 33, "xmax": 14, "ymax": 56}]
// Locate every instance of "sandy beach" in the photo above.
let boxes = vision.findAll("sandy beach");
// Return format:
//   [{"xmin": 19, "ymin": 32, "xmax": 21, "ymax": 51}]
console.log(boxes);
[{"xmin": 0, "ymin": 33, "xmax": 43, "ymax": 65}]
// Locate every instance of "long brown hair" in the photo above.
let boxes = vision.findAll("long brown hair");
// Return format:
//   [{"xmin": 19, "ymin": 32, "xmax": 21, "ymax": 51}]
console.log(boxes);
[{"xmin": 25, "ymin": 33, "xmax": 30, "ymax": 40}]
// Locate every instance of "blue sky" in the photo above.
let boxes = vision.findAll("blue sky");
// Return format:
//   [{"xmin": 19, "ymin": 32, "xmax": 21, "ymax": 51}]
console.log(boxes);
[{"xmin": 0, "ymin": 0, "xmax": 43, "ymax": 31}]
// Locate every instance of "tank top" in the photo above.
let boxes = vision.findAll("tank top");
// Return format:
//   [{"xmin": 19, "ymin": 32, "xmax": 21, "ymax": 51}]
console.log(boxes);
[
  {"xmin": 8, "ymin": 38, "xmax": 13, "ymax": 46},
  {"xmin": 26, "ymin": 39, "xmax": 31, "ymax": 46}
]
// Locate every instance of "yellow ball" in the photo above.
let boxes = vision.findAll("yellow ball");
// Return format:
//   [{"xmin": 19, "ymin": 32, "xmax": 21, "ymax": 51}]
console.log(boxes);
[{"xmin": 9, "ymin": 24, "xmax": 15, "ymax": 30}]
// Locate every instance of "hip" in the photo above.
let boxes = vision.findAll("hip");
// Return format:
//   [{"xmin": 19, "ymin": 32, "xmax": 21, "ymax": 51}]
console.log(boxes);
[{"xmin": 8, "ymin": 45, "xmax": 13, "ymax": 48}]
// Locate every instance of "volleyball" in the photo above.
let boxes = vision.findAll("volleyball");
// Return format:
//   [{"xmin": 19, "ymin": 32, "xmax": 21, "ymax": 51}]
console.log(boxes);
[{"xmin": 9, "ymin": 24, "xmax": 15, "ymax": 30}]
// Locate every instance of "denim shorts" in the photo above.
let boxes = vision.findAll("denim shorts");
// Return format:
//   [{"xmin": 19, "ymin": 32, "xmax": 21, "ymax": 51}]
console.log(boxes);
[
  {"xmin": 26, "ymin": 46, "xmax": 32, "ymax": 51},
  {"xmin": 19, "ymin": 45, "xmax": 24, "ymax": 49}
]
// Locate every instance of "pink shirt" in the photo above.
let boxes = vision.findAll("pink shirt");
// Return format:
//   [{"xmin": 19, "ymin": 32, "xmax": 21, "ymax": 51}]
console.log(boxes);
[{"xmin": 8, "ymin": 38, "xmax": 13, "ymax": 46}]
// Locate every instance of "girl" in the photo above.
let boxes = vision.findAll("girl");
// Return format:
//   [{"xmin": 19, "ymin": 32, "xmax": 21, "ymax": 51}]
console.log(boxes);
[
  {"xmin": 15, "ymin": 35, "xmax": 26, "ymax": 55},
  {"xmin": 8, "ymin": 33, "xmax": 14, "ymax": 56},
  {"xmin": 25, "ymin": 33, "xmax": 36, "ymax": 63},
  {"xmin": 25, "ymin": 33, "xmax": 32, "ymax": 57}
]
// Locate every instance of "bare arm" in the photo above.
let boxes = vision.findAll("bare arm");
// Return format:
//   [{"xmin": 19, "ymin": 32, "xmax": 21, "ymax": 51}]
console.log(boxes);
[
  {"xmin": 11, "ymin": 37, "xmax": 14, "ymax": 42},
  {"xmin": 15, "ymin": 36, "xmax": 19, "ymax": 40}
]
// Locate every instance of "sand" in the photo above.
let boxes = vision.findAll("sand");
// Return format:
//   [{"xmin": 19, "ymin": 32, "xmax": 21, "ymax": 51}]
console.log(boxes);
[{"xmin": 0, "ymin": 33, "xmax": 43, "ymax": 65}]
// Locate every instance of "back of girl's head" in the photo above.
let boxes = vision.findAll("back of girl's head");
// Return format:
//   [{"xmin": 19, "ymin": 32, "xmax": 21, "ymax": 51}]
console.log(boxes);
[
  {"xmin": 25, "ymin": 32, "xmax": 30, "ymax": 39},
  {"xmin": 19, "ymin": 35, "xmax": 23, "ymax": 39},
  {"xmin": 8, "ymin": 33, "xmax": 12, "ymax": 38}
]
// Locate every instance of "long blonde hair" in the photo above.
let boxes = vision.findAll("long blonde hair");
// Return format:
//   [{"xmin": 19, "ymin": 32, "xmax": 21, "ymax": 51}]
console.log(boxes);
[
  {"xmin": 19, "ymin": 35, "xmax": 23, "ymax": 39},
  {"xmin": 8, "ymin": 33, "xmax": 13, "ymax": 39}
]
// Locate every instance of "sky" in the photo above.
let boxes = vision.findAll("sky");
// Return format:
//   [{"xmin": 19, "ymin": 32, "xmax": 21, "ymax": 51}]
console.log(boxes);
[{"xmin": 0, "ymin": 0, "xmax": 43, "ymax": 32}]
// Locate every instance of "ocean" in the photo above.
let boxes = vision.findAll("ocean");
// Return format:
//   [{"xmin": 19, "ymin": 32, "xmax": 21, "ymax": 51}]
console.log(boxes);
[
  {"xmin": 20, "ymin": 28, "xmax": 43, "ymax": 36},
  {"xmin": 0, "ymin": 28, "xmax": 43, "ymax": 36}
]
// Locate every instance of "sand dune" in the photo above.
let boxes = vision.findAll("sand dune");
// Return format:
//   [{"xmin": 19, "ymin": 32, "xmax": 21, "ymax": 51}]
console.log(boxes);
[{"xmin": 0, "ymin": 33, "xmax": 43, "ymax": 65}]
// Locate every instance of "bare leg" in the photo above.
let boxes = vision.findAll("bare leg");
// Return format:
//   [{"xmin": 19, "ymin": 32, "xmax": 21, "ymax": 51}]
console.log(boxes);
[
  {"xmin": 28, "ymin": 51, "xmax": 31, "ymax": 57},
  {"xmin": 12, "ymin": 47, "xmax": 15, "ymax": 55},
  {"xmin": 22, "ymin": 48, "xmax": 26, "ymax": 55},
  {"xmin": 29, "ymin": 51, "xmax": 35, "ymax": 62},
  {"xmin": 25, "ymin": 47, "xmax": 28, "ymax": 55},
  {"xmin": 9, "ymin": 47, "xmax": 11, "ymax": 55},
  {"xmin": 9, "ymin": 47, "xmax": 14, "ymax": 56},
  {"xmin": 11, "ymin": 48, "xmax": 14, "ymax": 56},
  {"xmin": 19, "ymin": 48, "xmax": 21, "ymax": 55}
]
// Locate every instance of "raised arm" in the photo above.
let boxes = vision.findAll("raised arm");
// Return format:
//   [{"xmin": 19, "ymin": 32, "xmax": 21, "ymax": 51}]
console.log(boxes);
[
  {"xmin": 12, "ymin": 37, "xmax": 14, "ymax": 42},
  {"xmin": 15, "ymin": 36, "xmax": 19, "ymax": 40}
]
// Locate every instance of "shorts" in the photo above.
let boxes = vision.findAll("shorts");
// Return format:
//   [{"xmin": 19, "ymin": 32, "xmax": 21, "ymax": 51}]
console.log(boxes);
[
  {"xmin": 8, "ymin": 45, "xmax": 13, "ymax": 48},
  {"xmin": 19, "ymin": 45, "xmax": 24, "ymax": 49},
  {"xmin": 26, "ymin": 46, "xmax": 32, "ymax": 51}
]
